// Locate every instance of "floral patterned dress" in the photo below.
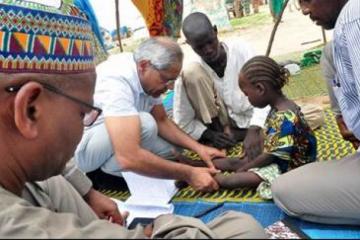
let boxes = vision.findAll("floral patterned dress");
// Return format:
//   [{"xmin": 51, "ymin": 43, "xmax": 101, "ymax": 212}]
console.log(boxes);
[{"xmin": 249, "ymin": 107, "xmax": 317, "ymax": 199}]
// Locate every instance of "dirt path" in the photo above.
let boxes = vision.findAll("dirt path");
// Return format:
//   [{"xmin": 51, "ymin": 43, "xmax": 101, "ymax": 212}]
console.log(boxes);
[{"xmin": 181, "ymin": 5, "xmax": 333, "ymax": 60}]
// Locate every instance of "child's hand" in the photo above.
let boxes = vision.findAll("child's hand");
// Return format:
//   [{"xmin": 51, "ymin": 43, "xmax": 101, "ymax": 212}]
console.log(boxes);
[{"xmin": 243, "ymin": 126, "xmax": 264, "ymax": 161}]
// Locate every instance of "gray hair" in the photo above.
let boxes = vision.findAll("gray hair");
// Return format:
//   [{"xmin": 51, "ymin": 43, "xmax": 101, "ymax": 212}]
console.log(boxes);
[{"xmin": 133, "ymin": 37, "xmax": 183, "ymax": 70}]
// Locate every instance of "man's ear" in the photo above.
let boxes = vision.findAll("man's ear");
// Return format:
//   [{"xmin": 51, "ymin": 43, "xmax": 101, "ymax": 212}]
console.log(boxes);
[
  {"xmin": 13, "ymin": 82, "xmax": 44, "ymax": 139},
  {"xmin": 137, "ymin": 60, "xmax": 151, "ymax": 74},
  {"xmin": 255, "ymin": 82, "xmax": 266, "ymax": 96}
]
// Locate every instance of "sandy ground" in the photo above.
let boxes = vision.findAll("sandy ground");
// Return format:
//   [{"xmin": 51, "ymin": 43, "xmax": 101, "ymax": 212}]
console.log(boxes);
[{"xmin": 180, "ymin": 5, "xmax": 333, "ymax": 60}]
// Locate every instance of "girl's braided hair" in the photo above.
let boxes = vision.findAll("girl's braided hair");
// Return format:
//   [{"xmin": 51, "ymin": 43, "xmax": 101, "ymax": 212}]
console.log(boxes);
[{"xmin": 241, "ymin": 56, "xmax": 290, "ymax": 91}]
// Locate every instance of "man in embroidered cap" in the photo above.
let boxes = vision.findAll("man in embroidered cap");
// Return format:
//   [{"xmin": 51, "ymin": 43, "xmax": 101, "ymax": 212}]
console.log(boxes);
[{"xmin": 0, "ymin": 0, "xmax": 268, "ymax": 238}]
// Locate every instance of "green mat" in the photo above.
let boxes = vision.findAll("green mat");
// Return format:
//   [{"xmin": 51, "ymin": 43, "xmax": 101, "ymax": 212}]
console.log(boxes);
[{"xmin": 102, "ymin": 109, "xmax": 356, "ymax": 203}]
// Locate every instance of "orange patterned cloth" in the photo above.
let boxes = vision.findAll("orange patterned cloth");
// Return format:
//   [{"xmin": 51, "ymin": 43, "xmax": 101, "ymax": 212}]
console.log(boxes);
[{"xmin": 132, "ymin": 0, "xmax": 183, "ymax": 38}]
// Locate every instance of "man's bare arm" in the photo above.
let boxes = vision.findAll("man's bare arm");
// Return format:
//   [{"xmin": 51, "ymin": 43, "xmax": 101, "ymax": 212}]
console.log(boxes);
[{"xmin": 104, "ymin": 116, "xmax": 219, "ymax": 192}]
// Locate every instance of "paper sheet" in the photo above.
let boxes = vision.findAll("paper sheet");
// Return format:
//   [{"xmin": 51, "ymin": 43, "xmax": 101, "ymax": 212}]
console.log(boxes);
[
  {"xmin": 122, "ymin": 171, "xmax": 178, "ymax": 205},
  {"xmin": 112, "ymin": 198, "xmax": 174, "ymax": 227},
  {"xmin": 113, "ymin": 172, "xmax": 178, "ymax": 227}
]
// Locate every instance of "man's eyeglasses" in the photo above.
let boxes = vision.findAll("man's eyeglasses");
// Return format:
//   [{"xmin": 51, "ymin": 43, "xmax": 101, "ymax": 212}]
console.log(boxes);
[
  {"xmin": 151, "ymin": 64, "xmax": 177, "ymax": 87},
  {"xmin": 5, "ymin": 81, "xmax": 102, "ymax": 127}
]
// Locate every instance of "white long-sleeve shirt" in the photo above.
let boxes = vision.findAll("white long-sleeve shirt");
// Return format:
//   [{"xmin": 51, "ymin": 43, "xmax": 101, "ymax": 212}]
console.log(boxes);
[{"xmin": 174, "ymin": 38, "xmax": 270, "ymax": 140}]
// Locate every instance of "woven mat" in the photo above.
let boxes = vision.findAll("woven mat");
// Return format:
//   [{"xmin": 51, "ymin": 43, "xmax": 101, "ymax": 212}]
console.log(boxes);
[
  {"xmin": 172, "ymin": 108, "xmax": 356, "ymax": 203},
  {"xmin": 101, "ymin": 109, "xmax": 355, "ymax": 203}
]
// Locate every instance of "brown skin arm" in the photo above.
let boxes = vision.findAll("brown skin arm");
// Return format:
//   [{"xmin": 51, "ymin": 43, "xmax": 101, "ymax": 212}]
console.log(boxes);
[
  {"xmin": 151, "ymin": 105, "xmax": 226, "ymax": 169},
  {"xmin": 105, "ymin": 115, "xmax": 219, "ymax": 192},
  {"xmin": 243, "ymin": 126, "xmax": 265, "ymax": 161},
  {"xmin": 105, "ymin": 115, "xmax": 192, "ymax": 180},
  {"xmin": 84, "ymin": 189, "xmax": 128, "ymax": 226},
  {"xmin": 336, "ymin": 115, "xmax": 360, "ymax": 149},
  {"xmin": 236, "ymin": 153, "xmax": 277, "ymax": 172}
]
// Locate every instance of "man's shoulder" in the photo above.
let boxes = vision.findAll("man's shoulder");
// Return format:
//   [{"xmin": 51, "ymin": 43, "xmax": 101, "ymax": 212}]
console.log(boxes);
[
  {"xmin": 224, "ymin": 37, "xmax": 252, "ymax": 50},
  {"xmin": 337, "ymin": 0, "xmax": 360, "ymax": 25},
  {"xmin": 98, "ymin": 52, "xmax": 133, "ymax": 65},
  {"xmin": 0, "ymin": 186, "xmax": 28, "ymax": 208},
  {"xmin": 97, "ymin": 52, "xmax": 135, "ymax": 74},
  {"xmin": 223, "ymin": 37, "xmax": 255, "ymax": 60},
  {"xmin": 96, "ymin": 52, "xmax": 137, "ymax": 83}
]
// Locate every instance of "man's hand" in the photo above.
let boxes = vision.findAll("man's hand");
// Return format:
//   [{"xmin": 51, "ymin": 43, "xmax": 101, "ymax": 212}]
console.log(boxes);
[
  {"xmin": 200, "ymin": 129, "xmax": 237, "ymax": 149},
  {"xmin": 196, "ymin": 144, "xmax": 226, "ymax": 169},
  {"xmin": 336, "ymin": 115, "xmax": 360, "ymax": 149},
  {"xmin": 187, "ymin": 167, "xmax": 220, "ymax": 192},
  {"xmin": 243, "ymin": 126, "xmax": 265, "ymax": 161},
  {"xmin": 84, "ymin": 189, "xmax": 128, "ymax": 226}
]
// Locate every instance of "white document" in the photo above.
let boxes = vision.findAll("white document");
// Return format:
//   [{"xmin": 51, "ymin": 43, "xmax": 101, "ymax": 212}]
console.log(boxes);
[
  {"xmin": 112, "ymin": 197, "xmax": 174, "ymax": 227},
  {"xmin": 122, "ymin": 171, "xmax": 178, "ymax": 205},
  {"xmin": 114, "ymin": 172, "xmax": 178, "ymax": 227}
]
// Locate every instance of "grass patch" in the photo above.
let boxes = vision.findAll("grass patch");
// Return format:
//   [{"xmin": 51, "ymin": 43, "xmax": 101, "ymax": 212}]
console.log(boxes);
[
  {"xmin": 272, "ymin": 46, "xmax": 328, "ymax": 99},
  {"xmin": 283, "ymin": 65, "xmax": 328, "ymax": 100},
  {"xmin": 273, "ymin": 44, "xmax": 325, "ymax": 63},
  {"xmin": 230, "ymin": 12, "xmax": 272, "ymax": 29}
]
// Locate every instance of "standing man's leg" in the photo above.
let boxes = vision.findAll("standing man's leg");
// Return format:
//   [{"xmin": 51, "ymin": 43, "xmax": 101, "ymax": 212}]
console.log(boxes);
[
  {"xmin": 241, "ymin": 0, "xmax": 251, "ymax": 15},
  {"xmin": 272, "ymin": 152, "xmax": 360, "ymax": 225},
  {"xmin": 234, "ymin": 0, "xmax": 244, "ymax": 18}
]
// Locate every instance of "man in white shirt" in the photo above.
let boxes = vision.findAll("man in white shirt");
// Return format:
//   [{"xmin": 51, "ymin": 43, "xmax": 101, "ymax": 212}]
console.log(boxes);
[
  {"xmin": 174, "ymin": 12, "xmax": 269, "ymax": 160},
  {"xmin": 75, "ymin": 37, "xmax": 227, "ymax": 192}
]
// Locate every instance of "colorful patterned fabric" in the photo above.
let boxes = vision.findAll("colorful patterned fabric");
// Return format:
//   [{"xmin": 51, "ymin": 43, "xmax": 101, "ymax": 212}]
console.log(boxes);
[
  {"xmin": 0, "ymin": 0, "xmax": 95, "ymax": 74},
  {"xmin": 249, "ymin": 163, "xmax": 281, "ymax": 199},
  {"xmin": 264, "ymin": 107, "xmax": 317, "ymax": 173},
  {"xmin": 102, "ymin": 108, "xmax": 354, "ymax": 204},
  {"xmin": 132, "ymin": 0, "xmax": 183, "ymax": 38}
]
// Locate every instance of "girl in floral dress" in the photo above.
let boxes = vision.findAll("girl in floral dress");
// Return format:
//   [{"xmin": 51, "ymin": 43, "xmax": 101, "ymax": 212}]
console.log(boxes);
[{"xmin": 213, "ymin": 56, "xmax": 317, "ymax": 199}]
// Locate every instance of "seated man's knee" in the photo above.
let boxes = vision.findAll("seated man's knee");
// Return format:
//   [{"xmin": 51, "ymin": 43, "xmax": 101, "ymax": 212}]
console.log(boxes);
[
  {"xmin": 219, "ymin": 211, "xmax": 268, "ymax": 238},
  {"xmin": 182, "ymin": 63, "xmax": 207, "ymax": 86},
  {"xmin": 139, "ymin": 112, "xmax": 158, "ymax": 138},
  {"xmin": 272, "ymin": 176, "xmax": 288, "ymax": 204},
  {"xmin": 272, "ymin": 175, "xmax": 302, "ymax": 216}
]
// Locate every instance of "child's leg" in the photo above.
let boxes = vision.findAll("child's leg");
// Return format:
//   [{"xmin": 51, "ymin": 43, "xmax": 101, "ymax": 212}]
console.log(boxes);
[
  {"xmin": 215, "ymin": 172, "xmax": 263, "ymax": 189},
  {"xmin": 213, "ymin": 157, "xmax": 249, "ymax": 171},
  {"xmin": 176, "ymin": 154, "xmax": 248, "ymax": 172}
]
